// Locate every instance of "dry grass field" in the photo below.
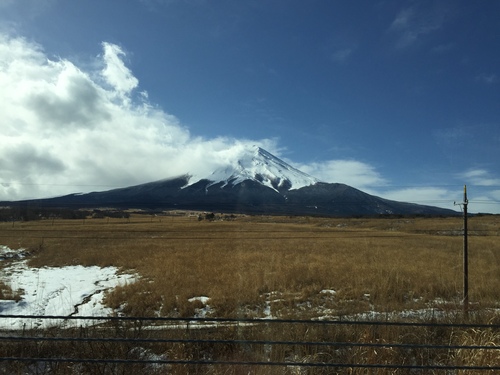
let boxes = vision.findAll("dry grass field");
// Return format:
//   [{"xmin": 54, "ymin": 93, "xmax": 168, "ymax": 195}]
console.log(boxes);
[
  {"xmin": 1, "ymin": 213, "xmax": 500, "ymax": 320},
  {"xmin": 2, "ymin": 213, "xmax": 500, "ymax": 373}
]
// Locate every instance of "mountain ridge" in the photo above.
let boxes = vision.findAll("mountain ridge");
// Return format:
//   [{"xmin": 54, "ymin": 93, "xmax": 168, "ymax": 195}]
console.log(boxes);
[{"xmin": 0, "ymin": 146, "xmax": 458, "ymax": 217}]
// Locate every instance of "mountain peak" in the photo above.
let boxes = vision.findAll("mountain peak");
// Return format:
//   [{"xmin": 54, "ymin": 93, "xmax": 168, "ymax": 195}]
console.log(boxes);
[{"xmin": 203, "ymin": 146, "xmax": 319, "ymax": 192}]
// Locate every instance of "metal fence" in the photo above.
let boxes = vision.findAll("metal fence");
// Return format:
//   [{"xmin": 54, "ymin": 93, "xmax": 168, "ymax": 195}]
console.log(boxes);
[{"xmin": 1, "ymin": 314, "xmax": 500, "ymax": 374}]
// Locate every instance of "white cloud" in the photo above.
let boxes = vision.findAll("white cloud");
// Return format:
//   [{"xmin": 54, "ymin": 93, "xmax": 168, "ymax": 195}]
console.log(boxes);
[
  {"xmin": 295, "ymin": 160, "xmax": 387, "ymax": 191},
  {"xmin": 330, "ymin": 48, "xmax": 353, "ymax": 63},
  {"xmin": 491, "ymin": 190, "xmax": 500, "ymax": 201},
  {"xmin": 390, "ymin": 4, "xmax": 446, "ymax": 48},
  {"xmin": 475, "ymin": 73, "xmax": 497, "ymax": 85},
  {"xmin": 467, "ymin": 193, "xmax": 500, "ymax": 214},
  {"xmin": 379, "ymin": 187, "xmax": 456, "ymax": 208},
  {"xmin": 0, "ymin": 33, "xmax": 276, "ymax": 200},
  {"xmin": 458, "ymin": 169, "xmax": 500, "ymax": 187},
  {"xmin": 391, "ymin": 7, "xmax": 414, "ymax": 30},
  {"xmin": 373, "ymin": 171, "xmax": 500, "ymax": 214},
  {"xmin": 100, "ymin": 42, "xmax": 139, "ymax": 104}
]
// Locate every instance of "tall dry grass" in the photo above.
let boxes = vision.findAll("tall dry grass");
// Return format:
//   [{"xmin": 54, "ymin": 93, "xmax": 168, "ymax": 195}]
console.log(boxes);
[
  {"xmin": 2, "ymin": 315, "xmax": 500, "ymax": 374},
  {"xmin": 1, "ymin": 214, "xmax": 500, "ymax": 319}
]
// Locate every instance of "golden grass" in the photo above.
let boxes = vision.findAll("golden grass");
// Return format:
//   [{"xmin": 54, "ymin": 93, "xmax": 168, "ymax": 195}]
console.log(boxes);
[
  {"xmin": 1, "ymin": 214, "xmax": 500, "ymax": 319},
  {"xmin": 453, "ymin": 328, "xmax": 500, "ymax": 372},
  {"xmin": 2, "ymin": 214, "xmax": 500, "ymax": 374}
]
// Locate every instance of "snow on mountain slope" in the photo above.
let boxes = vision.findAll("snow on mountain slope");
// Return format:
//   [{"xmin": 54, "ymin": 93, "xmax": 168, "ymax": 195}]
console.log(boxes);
[{"xmin": 201, "ymin": 146, "xmax": 319, "ymax": 192}]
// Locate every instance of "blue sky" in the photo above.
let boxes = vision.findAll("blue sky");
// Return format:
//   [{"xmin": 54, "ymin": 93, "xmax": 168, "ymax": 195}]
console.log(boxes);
[{"xmin": 1, "ymin": 0, "xmax": 499, "ymax": 213}]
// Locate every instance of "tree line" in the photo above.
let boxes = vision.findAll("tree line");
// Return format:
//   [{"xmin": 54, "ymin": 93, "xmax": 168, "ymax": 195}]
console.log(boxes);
[{"xmin": 0, "ymin": 205, "xmax": 130, "ymax": 222}]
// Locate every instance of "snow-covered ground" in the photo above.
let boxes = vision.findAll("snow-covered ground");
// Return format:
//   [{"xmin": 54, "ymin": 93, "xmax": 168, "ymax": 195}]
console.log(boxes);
[{"xmin": 0, "ymin": 245, "xmax": 135, "ymax": 330}]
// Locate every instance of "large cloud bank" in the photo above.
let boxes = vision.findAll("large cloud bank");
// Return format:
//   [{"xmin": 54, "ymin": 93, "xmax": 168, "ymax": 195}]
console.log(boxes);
[
  {"xmin": 0, "ymin": 34, "xmax": 389, "ymax": 202},
  {"xmin": 0, "ymin": 35, "xmax": 281, "ymax": 200}
]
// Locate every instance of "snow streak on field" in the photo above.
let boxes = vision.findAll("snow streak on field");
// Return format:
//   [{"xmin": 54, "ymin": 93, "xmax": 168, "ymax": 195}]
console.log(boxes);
[{"xmin": 0, "ymin": 246, "xmax": 135, "ymax": 330}]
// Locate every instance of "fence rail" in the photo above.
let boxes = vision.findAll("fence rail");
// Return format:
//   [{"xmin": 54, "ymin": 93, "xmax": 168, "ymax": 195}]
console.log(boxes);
[{"xmin": 2, "ymin": 314, "xmax": 500, "ymax": 373}]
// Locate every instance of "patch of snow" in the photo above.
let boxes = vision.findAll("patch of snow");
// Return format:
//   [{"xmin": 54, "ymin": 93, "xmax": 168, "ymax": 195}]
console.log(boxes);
[
  {"xmin": 188, "ymin": 296, "xmax": 213, "ymax": 318},
  {"xmin": 345, "ymin": 308, "xmax": 450, "ymax": 322},
  {"xmin": 0, "ymin": 245, "xmax": 29, "ymax": 260},
  {"xmin": 0, "ymin": 248, "xmax": 136, "ymax": 329},
  {"xmin": 263, "ymin": 301, "xmax": 272, "ymax": 318},
  {"xmin": 188, "ymin": 296, "xmax": 210, "ymax": 304},
  {"xmin": 320, "ymin": 289, "xmax": 337, "ymax": 295}
]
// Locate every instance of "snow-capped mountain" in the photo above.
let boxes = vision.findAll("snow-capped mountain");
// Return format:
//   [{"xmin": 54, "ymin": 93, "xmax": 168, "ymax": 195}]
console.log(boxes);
[
  {"xmin": 3, "ymin": 147, "xmax": 458, "ymax": 217},
  {"xmin": 201, "ymin": 146, "xmax": 319, "ymax": 192}
]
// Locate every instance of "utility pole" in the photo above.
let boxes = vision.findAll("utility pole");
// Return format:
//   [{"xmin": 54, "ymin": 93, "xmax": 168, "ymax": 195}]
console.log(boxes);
[
  {"xmin": 462, "ymin": 185, "xmax": 469, "ymax": 318},
  {"xmin": 455, "ymin": 185, "xmax": 469, "ymax": 318}
]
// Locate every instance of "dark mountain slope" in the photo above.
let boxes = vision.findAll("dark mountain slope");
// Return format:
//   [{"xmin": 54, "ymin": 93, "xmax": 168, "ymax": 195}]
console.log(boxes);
[
  {"xmin": 3, "ymin": 178, "xmax": 457, "ymax": 217},
  {"xmin": 1, "ymin": 147, "xmax": 458, "ymax": 217}
]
